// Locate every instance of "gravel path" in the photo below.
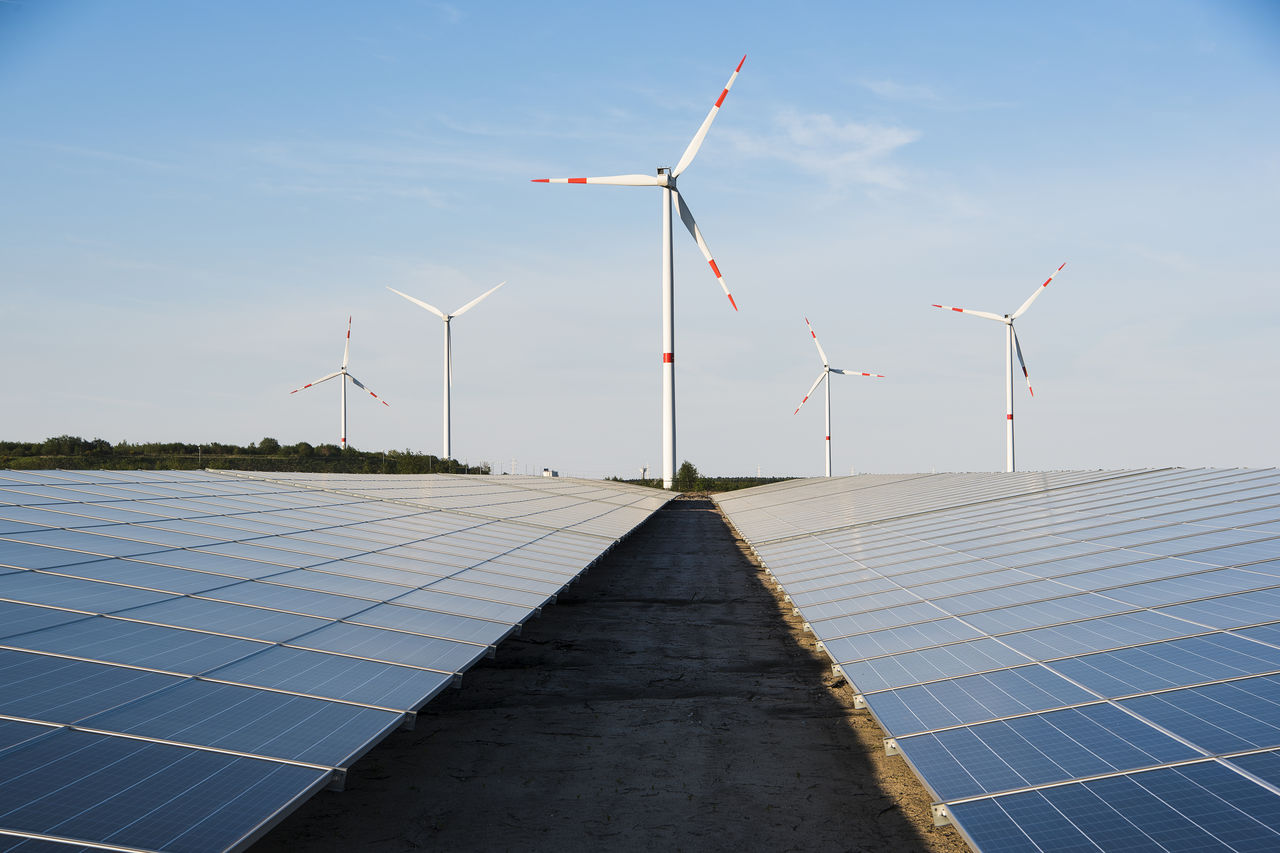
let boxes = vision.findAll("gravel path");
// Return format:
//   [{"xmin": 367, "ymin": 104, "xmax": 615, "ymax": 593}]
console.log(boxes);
[{"xmin": 253, "ymin": 497, "xmax": 968, "ymax": 853}]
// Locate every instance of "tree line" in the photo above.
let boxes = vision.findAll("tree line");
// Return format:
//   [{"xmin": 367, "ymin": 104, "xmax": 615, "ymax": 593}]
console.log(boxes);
[
  {"xmin": 610, "ymin": 460, "xmax": 793, "ymax": 493},
  {"xmin": 0, "ymin": 436, "xmax": 488, "ymax": 475}
]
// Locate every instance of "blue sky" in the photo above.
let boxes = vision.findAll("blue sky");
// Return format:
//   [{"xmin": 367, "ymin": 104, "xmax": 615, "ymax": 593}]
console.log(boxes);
[{"xmin": 3, "ymin": 1, "xmax": 1277, "ymax": 477}]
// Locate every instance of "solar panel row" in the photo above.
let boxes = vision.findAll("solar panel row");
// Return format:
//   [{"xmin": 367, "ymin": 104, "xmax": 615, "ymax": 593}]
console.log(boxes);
[
  {"xmin": 0, "ymin": 469, "xmax": 666, "ymax": 852},
  {"xmin": 716, "ymin": 468, "xmax": 1280, "ymax": 853}
]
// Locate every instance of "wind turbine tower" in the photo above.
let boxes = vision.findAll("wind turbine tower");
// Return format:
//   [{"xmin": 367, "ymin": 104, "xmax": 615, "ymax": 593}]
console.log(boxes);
[
  {"xmin": 792, "ymin": 318, "xmax": 884, "ymax": 477},
  {"xmin": 289, "ymin": 316, "xmax": 389, "ymax": 448},
  {"xmin": 932, "ymin": 263, "xmax": 1066, "ymax": 472},
  {"xmin": 389, "ymin": 281, "xmax": 506, "ymax": 461},
  {"xmin": 533, "ymin": 56, "xmax": 745, "ymax": 489}
]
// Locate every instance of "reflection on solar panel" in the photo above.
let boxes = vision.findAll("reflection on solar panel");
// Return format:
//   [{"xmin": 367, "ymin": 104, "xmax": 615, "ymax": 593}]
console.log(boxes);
[
  {"xmin": 716, "ymin": 469, "xmax": 1280, "ymax": 853},
  {"xmin": 0, "ymin": 470, "xmax": 666, "ymax": 852}
]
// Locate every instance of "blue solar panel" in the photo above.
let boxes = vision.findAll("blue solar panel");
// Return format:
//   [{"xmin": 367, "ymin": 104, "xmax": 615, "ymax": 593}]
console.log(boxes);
[
  {"xmin": 0, "ymin": 728, "xmax": 329, "ymax": 852},
  {"xmin": 716, "ymin": 469, "xmax": 1280, "ymax": 853},
  {"xmin": 1118, "ymin": 675, "xmax": 1280, "ymax": 753},
  {"xmin": 1046, "ymin": 632, "xmax": 1280, "ymax": 696},
  {"xmin": 865, "ymin": 665, "xmax": 1096, "ymax": 736},
  {"xmin": 80, "ymin": 679, "xmax": 402, "ymax": 768},
  {"xmin": 13, "ymin": 616, "xmax": 267, "ymax": 674},
  {"xmin": 0, "ymin": 571, "xmax": 174, "ymax": 613},
  {"xmin": 0, "ymin": 648, "xmax": 180, "ymax": 721},
  {"xmin": 899, "ymin": 703, "xmax": 1199, "ymax": 800},
  {"xmin": 949, "ymin": 761, "xmax": 1280, "ymax": 853},
  {"xmin": 205, "ymin": 644, "xmax": 453, "ymax": 709}
]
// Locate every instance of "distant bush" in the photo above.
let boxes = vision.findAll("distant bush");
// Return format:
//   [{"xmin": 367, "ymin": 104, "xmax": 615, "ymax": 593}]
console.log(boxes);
[
  {"xmin": 0, "ymin": 437, "xmax": 489, "ymax": 475},
  {"xmin": 610, "ymin": 462, "xmax": 794, "ymax": 493}
]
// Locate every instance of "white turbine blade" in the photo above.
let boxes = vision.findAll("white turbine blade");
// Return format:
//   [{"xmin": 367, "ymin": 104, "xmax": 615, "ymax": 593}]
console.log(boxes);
[
  {"xmin": 673, "ymin": 189, "xmax": 737, "ymax": 311},
  {"xmin": 1012, "ymin": 262, "xmax": 1067, "ymax": 319},
  {"xmin": 388, "ymin": 286, "xmax": 447, "ymax": 320},
  {"xmin": 1012, "ymin": 327, "xmax": 1034, "ymax": 397},
  {"xmin": 530, "ymin": 174, "xmax": 661, "ymax": 186},
  {"xmin": 830, "ymin": 369, "xmax": 885, "ymax": 378},
  {"xmin": 672, "ymin": 55, "xmax": 746, "ymax": 178},
  {"xmin": 342, "ymin": 316, "xmax": 352, "ymax": 369},
  {"xmin": 452, "ymin": 281, "xmax": 507, "ymax": 318},
  {"xmin": 931, "ymin": 303, "xmax": 1005, "ymax": 322},
  {"xmin": 289, "ymin": 371, "xmax": 341, "ymax": 395},
  {"xmin": 348, "ymin": 374, "xmax": 390, "ymax": 407},
  {"xmin": 804, "ymin": 317, "xmax": 829, "ymax": 366},
  {"xmin": 793, "ymin": 371, "xmax": 827, "ymax": 415}
]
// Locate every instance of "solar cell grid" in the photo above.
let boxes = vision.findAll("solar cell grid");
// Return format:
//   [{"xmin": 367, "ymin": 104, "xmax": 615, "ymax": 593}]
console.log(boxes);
[
  {"xmin": 716, "ymin": 469, "xmax": 1280, "ymax": 853},
  {"xmin": 1160, "ymin": 588, "xmax": 1280, "ymax": 629},
  {"xmin": 0, "ymin": 728, "xmax": 330, "ymax": 853}
]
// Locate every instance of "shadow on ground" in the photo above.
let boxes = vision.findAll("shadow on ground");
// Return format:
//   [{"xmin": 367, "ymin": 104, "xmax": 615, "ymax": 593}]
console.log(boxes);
[{"xmin": 253, "ymin": 498, "xmax": 968, "ymax": 852}]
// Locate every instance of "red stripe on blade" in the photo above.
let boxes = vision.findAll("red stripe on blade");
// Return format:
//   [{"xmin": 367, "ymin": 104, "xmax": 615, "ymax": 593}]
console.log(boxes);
[
  {"xmin": 530, "ymin": 178, "xmax": 549, "ymax": 183},
  {"xmin": 568, "ymin": 177, "xmax": 587, "ymax": 183},
  {"xmin": 736, "ymin": 56, "xmax": 746, "ymax": 71},
  {"xmin": 728, "ymin": 293, "xmax": 738, "ymax": 311},
  {"xmin": 708, "ymin": 259, "xmax": 721, "ymax": 277},
  {"xmin": 715, "ymin": 89, "xmax": 728, "ymax": 107}
]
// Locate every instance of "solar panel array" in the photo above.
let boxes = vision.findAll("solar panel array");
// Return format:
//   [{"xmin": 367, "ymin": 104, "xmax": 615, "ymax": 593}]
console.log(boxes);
[
  {"xmin": 716, "ymin": 468, "xmax": 1280, "ymax": 853},
  {"xmin": 0, "ymin": 469, "xmax": 667, "ymax": 852}
]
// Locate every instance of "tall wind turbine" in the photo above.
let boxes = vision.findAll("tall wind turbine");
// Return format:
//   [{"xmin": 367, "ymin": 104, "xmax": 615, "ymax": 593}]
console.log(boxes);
[
  {"xmin": 387, "ymin": 281, "xmax": 505, "ymax": 461},
  {"xmin": 932, "ymin": 262, "xmax": 1066, "ymax": 473},
  {"xmin": 792, "ymin": 318, "xmax": 884, "ymax": 477},
  {"xmin": 532, "ymin": 56, "xmax": 745, "ymax": 490},
  {"xmin": 289, "ymin": 316, "xmax": 389, "ymax": 449}
]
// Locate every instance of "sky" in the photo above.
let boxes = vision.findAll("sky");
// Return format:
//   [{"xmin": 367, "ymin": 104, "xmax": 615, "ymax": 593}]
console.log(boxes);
[{"xmin": 3, "ymin": 0, "xmax": 1278, "ymax": 479}]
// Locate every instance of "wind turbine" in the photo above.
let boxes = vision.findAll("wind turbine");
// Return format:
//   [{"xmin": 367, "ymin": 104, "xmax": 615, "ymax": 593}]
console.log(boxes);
[
  {"xmin": 932, "ymin": 262, "xmax": 1066, "ymax": 473},
  {"xmin": 532, "ymin": 56, "xmax": 745, "ymax": 490},
  {"xmin": 387, "ymin": 281, "xmax": 505, "ymax": 461},
  {"xmin": 792, "ymin": 318, "xmax": 884, "ymax": 478},
  {"xmin": 289, "ymin": 316, "xmax": 389, "ymax": 449}
]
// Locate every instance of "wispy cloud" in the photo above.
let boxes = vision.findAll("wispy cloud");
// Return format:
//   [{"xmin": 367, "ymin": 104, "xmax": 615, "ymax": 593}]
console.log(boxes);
[
  {"xmin": 728, "ymin": 109, "xmax": 921, "ymax": 189},
  {"xmin": 859, "ymin": 78, "xmax": 1015, "ymax": 112},
  {"xmin": 237, "ymin": 137, "xmax": 543, "ymax": 203},
  {"xmin": 860, "ymin": 79, "xmax": 940, "ymax": 103},
  {"xmin": 425, "ymin": 1, "xmax": 462, "ymax": 24}
]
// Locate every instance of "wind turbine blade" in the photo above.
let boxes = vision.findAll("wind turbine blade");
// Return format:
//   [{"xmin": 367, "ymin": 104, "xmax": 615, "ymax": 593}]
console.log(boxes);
[
  {"xmin": 793, "ymin": 371, "xmax": 827, "ymax": 415},
  {"xmin": 672, "ymin": 55, "xmax": 746, "ymax": 178},
  {"xmin": 830, "ymin": 369, "xmax": 885, "ymax": 378},
  {"xmin": 1012, "ymin": 262, "xmax": 1067, "ymax": 319},
  {"xmin": 673, "ymin": 189, "xmax": 737, "ymax": 310},
  {"xmin": 388, "ymin": 286, "xmax": 447, "ymax": 320},
  {"xmin": 530, "ymin": 174, "xmax": 662, "ymax": 186},
  {"xmin": 452, "ymin": 281, "xmax": 507, "ymax": 318},
  {"xmin": 342, "ymin": 316, "xmax": 352, "ymax": 369},
  {"xmin": 1012, "ymin": 327, "xmax": 1034, "ymax": 396},
  {"xmin": 804, "ymin": 317, "xmax": 829, "ymax": 366},
  {"xmin": 289, "ymin": 371, "xmax": 341, "ymax": 394},
  {"xmin": 348, "ymin": 374, "xmax": 391, "ymax": 406},
  {"xmin": 931, "ymin": 303, "xmax": 1005, "ymax": 322}
]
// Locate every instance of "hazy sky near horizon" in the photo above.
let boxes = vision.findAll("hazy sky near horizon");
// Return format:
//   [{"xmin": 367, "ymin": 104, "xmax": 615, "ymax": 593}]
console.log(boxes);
[{"xmin": 3, "ymin": 1, "xmax": 1277, "ymax": 478}]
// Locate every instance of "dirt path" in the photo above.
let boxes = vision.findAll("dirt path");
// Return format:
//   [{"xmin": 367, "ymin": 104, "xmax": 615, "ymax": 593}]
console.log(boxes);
[{"xmin": 253, "ymin": 497, "xmax": 968, "ymax": 853}]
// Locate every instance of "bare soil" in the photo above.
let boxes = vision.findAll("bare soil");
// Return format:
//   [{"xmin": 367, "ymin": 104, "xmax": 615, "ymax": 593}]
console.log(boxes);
[{"xmin": 253, "ymin": 497, "xmax": 969, "ymax": 853}]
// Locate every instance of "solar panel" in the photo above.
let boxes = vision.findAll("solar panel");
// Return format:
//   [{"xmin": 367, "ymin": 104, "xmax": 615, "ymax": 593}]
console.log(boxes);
[
  {"xmin": 0, "ymin": 470, "xmax": 666, "ymax": 852},
  {"xmin": 716, "ymin": 468, "xmax": 1280, "ymax": 853}
]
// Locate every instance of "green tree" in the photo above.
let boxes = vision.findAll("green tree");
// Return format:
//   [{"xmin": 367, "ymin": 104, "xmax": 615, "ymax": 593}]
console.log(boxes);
[{"xmin": 673, "ymin": 460, "xmax": 700, "ymax": 492}]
